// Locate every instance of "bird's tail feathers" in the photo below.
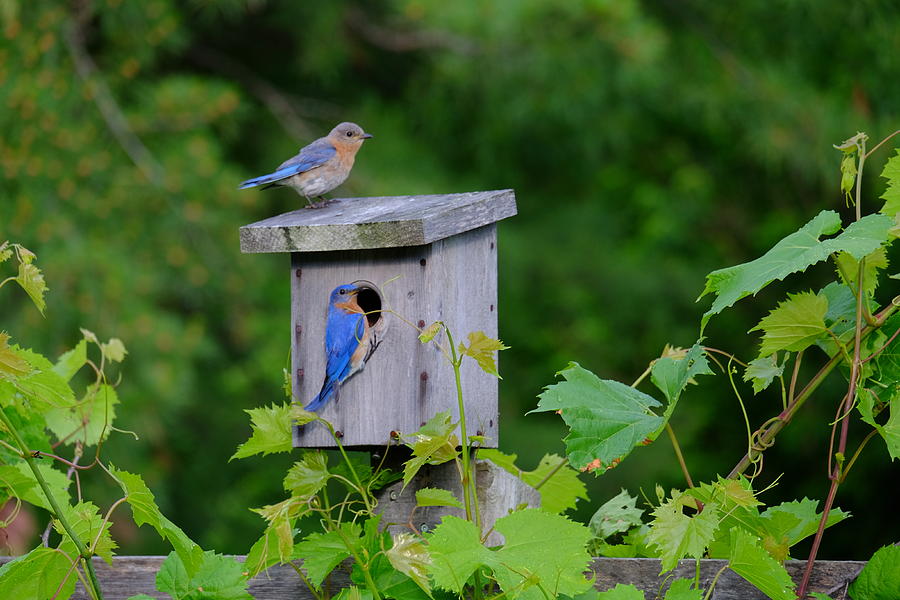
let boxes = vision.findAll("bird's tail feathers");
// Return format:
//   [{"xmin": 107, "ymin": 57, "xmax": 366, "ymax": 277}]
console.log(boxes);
[
  {"xmin": 305, "ymin": 377, "xmax": 338, "ymax": 413},
  {"xmin": 238, "ymin": 167, "xmax": 295, "ymax": 190}
]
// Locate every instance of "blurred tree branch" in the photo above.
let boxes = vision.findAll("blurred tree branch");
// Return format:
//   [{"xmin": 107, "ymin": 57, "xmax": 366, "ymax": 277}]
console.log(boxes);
[
  {"xmin": 64, "ymin": 0, "xmax": 165, "ymax": 185},
  {"xmin": 344, "ymin": 6, "xmax": 476, "ymax": 54}
]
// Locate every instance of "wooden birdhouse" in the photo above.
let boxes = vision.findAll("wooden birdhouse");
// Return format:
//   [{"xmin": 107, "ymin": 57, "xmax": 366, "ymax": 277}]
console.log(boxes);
[{"xmin": 239, "ymin": 190, "xmax": 517, "ymax": 449}]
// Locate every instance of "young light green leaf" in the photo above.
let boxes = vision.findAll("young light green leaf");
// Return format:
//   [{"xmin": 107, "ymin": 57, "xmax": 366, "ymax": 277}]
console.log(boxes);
[
  {"xmin": 5, "ymin": 345, "xmax": 77, "ymax": 411},
  {"xmin": 743, "ymin": 354, "xmax": 785, "ymax": 394},
  {"xmin": 418, "ymin": 321, "xmax": 443, "ymax": 343},
  {"xmin": 0, "ymin": 241, "xmax": 11, "ymax": 264},
  {"xmin": 386, "ymin": 533, "xmax": 432, "ymax": 594},
  {"xmin": 283, "ymin": 451, "xmax": 329, "ymax": 498},
  {"xmin": 0, "ymin": 546, "xmax": 77, "ymax": 600},
  {"xmin": 589, "ymin": 489, "xmax": 644, "ymax": 540},
  {"xmin": 479, "ymin": 449, "xmax": 587, "ymax": 514},
  {"xmin": 157, "ymin": 550, "xmax": 252, "ymax": 600},
  {"xmin": 492, "ymin": 509, "xmax": 593, "ymax": 600},
  {"xmin": 664, "ymin": 578, "xmax": 702, "ymax": 600},
  {"xmin": 403, "ymin": 412, "xmax": 459, "ymax": 488},
  {"xmin": 55, "ymin": 501, "xmax": 117, "ymax": 564},
  {"xmin": 52, "ymin": 339, "xmax": 87, "ymax": 382},
  {"xmin": 835, "ymin": 247, "xmax": 888, "ymax": 296},
  {"xmin": 333, "ymin": 586, "xmax": 375, "ymax": 600},
  {"xmin": 415, "ymin": 487, "xmax": 463, "ymax": 509},
  {"xmin": 427, "ymin": 515, "xmax": 494, "ymax": 593},
  {"xmin": 728, "ymin": 528, "xmax": 796, "ymax": 600},
  {"xmin": 840, "ymin": 152, "xmax": 858, "ymax": 201},
  {"xmin": 531, "ymin": 362, "xmax": 663, "ymax": 471},
  {"xmin": 109, "ymin": 467, "xmax": 203, "ymax": 576},
  {"xmin": 650, "ymin": 343, "xmax": 712, "ymax": 435},
  {"xmin": 127, "ymin": 595, "xmax": 158, "ymax": 600},
  {"xmin": 879, "ymin": 149, "xmax": 900, "ymax": 217},
  {"xmin": 294, "ymin": 523, "xmax": 361, "ymax": 588},
  {"xmin": 808, "ymin": 594, "xmax": 834, "ymax": 600},
  {"xmin": 458, "ymin": 331, "xmax": 509, "ymax": 378},
  {"xmin": 750, "ymin": 291, "xmax": 829, "ymax": 357},
  {"xmin": 101, "ymin": 338, "xmax": 128, "ymax": 363},
  {"xmin": 647, "ymin": 493, "xmax": 720, "ymax": 571},
  {"xmin": 231, "ymin": 402, "xmax": 295, "ymax": 460},
  {"xmin": 849, "ymin": 544, "xmax": 900, "ymax": 600},
  {"xmin": 244, "ymin": 519, "xmax": 294, "ymax": 578},
  {"xmin": 45, "ymin": 384, "xmax": 119, "ymax": 447},
  {"xmin": 15, "ymin": 261, "xmax": 48, "ymax": 315},
  {"xmin": 596, "ymin": 583, "xmax": 644, "ymax": 599},
  {"xmin": 699, "ymin": 210, "xmax": 892, "ymax": 331}
]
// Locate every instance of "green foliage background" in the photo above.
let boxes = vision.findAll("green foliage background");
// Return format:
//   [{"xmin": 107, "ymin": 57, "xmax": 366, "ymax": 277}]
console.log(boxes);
[{"xmin": 2, "ymin": 0, "xmax": 898, "ymax": 557}]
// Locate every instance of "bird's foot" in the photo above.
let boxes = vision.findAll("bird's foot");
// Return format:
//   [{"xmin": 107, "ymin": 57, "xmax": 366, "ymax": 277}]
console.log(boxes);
[{"xmin": 304, "ymin": 196, "xmax": 334, "ymax": 209}]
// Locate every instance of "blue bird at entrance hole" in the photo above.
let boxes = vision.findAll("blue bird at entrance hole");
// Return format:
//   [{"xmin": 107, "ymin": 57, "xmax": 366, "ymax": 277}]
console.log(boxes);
[{"xmin": 306, "ymin": 283, "xmax": 380, "ymax": 412}]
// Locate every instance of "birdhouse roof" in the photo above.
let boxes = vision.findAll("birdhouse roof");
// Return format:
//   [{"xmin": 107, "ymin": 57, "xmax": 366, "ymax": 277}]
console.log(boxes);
[{"xmin": 239, "ymin": 189, "xmax": 516, "ymax": 253}]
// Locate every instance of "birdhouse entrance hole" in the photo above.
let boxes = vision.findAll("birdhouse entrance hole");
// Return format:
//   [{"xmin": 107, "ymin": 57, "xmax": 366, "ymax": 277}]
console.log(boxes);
[{"xmin": 351, "ymin": 280, "xmax": 383, "ymax": 328}]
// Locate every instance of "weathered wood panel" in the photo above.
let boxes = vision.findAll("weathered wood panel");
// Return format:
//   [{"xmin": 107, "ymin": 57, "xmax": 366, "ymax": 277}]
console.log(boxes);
[
  {"xmin": 0, "ymin": 556, "xmax": 863, "ymax": 599},
  {"xmin": 291, "ymin": 225, "xmax": 499, "ymax": 448},
  {"xmin": 375, "ymin": 459, "xmax": 541, "ymax": 546},
  {"xmin": 240, "ymin": 190, "xmax": 517, "ymax": 253}
]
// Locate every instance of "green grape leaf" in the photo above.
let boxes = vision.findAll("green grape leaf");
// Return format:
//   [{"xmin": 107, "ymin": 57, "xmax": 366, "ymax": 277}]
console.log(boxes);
[
  {"xmin": 0, "ymin": 332, "xmax": 32, "ymax": 378},
  {"xmin": 232, "ymin": 402, "xmax": 315, "ymax": 460},
  {"xmin": 849, "ymin": 544, "xmax": 900, "ymax": 600},
  {"xmin": 492, "ymin": 509, "xmax": 593, "ymax": 600},
  {"xmin": 6, "ymin": 346, "xmax": 76, "ymax": 411},
  {"xmin": 743, "ymin": 354, "xmax": 785, "ymax": 394},
  {"xmin": 458, "ymin": 331, "xmax": 509, "ymax": 378},
  {"xmin": 294, "ymin": 523, "xmax": 362, "ymax": 588},
  {"xmin": 809, "ymin": 593, "xmax": 834, "ymax": 600},
  {"xmin": 699, "ymin": 210, "xmax": 892, "ymax": 331},
  {"xmin": 650, "ymin": 343, "xmax": 712, "ymax": 433},
  {"xmin": 760, "ymin": 498, "xmax": 850, "ymax": 556},
  {"xmin": 479, "ymin": 449, "xmax": 587, "ymax": 513},
  {"xmin": 589, "ymin": 489, "xmax": 644, "ymax": 540},
  {"xmin": 532, "ymin": 362, "xmax": 663, "ymax": 471},
  {"xmin": 127, "ymin": 595, "xmax": 158, "ymax": 600},
  {"xmin": 360, "ymin": 554, "xmax": 430, "ymax": 600},
  {"xmin": 596, "ymin": 583, "xmax": 644, "ymax": 599},
  {"xmin": 334, "ymin": 586, "xmax": 375, "ymax": 600},
  {"xmin": 750, "ymin": 291, "xmax": 829, "ymax": 356},
  {"xmin": 835, "ymin": 247, "xmax": 888, "ymax": 296},
  {"xmin": 45, "ymin": 384, "xmax": 119, "ymax": 447},
  {"xmin": 664, "ymin": 578, "xmax": 702, "ymax": 600},
  {"xmin": 109, "ymin": 467, "xmax": 203, "ymax": 576},
  {"xmin": 385, "ymin": 533, "xmax": 432, "ymax": 594},
  {"xmin": 403, "ymin": 412, "xmax": 459, "ymax": 487},
  {"xmin": 283, "ymin": 451, "xmax": 329, "ymax": 498},
  {"xmin": 0, "ymin": 461, "xmax": 71, "ymax": 511},
  {"xmin": 426, "ymin": 515, "xmax": 494, "ymax": 593},
  {"xmin": 55, "ymin": 501, "xmax": 117, "ymax": 565},
  {"xmin": 157, "ymin": 550, "xmax": 252, "ymax": 600},
  {"xmin": 52, "ymin": 339, "xmax": 87, "ymax": 382},
  {"xmin": 728, "ymin": 528, "xmax": 796, "ymax": 600},
  {"xmin": 0, "ymin": 546, "xmax": 77, "ymax": 600},
  {"xmin": 879, "ymin": 149, "xmax": 900, "ymax": 217},
  {"xmin": 415, "ymin": 487, "xmax": 463, "ymax": 509},
  {"xmin": 647, "ymin": 493, "xmax": 720, "ymax": 571},
  {"xmin": 14, "ymin": 261, "xmax": 48, "ymax": 315}
]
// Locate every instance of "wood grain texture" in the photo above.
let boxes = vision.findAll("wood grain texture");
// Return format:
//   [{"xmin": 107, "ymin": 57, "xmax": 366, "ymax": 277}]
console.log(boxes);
[
  {"xmin": 375, "ymin": 459, "xmax": 541, "ymax": 546},
  {"xmin": 240, "ymin": 189, "xmax": 516, "ymax": 253},
  {"xmin": 291, "ymin": 225, "xmax": 499, "ymax": 448},
  {"xmin": 0, "ymin": 556, "xmax": 863, "ymax": 599}
]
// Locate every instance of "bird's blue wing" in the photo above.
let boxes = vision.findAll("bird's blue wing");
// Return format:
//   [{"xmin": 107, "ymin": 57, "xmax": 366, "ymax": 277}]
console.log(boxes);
[
  {"xmin": 238, "ymin": 139, "xmax": 337, "ymax": 189},
  {"xmin": 324, "ymin": 311, "xmax": 365, "ymax": 383}
]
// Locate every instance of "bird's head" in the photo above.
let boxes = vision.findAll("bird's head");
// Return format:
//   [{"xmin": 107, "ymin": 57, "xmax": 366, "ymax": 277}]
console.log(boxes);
[
  {"xmin": 329, "ymin": 122, "xmax": 373, "ymax": 147},
  {"xmin": 331, "ymin": 284, "xmax": 359, "ymax": 304}
]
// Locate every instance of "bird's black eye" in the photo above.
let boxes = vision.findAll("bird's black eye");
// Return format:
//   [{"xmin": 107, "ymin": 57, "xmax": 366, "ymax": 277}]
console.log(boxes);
[
  {"xmin": 346, "ymin": 130, "xmax": 354, "ymax": 137},
  {"xmin": 339, "ymin": 289, "xmax": 346, "ymax": 295}
]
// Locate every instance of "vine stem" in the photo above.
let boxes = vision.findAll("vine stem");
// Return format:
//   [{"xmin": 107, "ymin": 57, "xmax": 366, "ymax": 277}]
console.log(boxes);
[
  {"xmin": 665, "ymin": 423, "xmax": 694, "ymax": 488},
  {"xmin": 0, "ymin": 407, "xmax": 103, "ymax": 600},
  {"xmin": 798, "ymin": 137, "xmax": 868, "ymax": 599},
  {"xmin": 444, "ymin": 328, "xmax": 475, "ymax": 523},
  {"xmin": 727, "ymin": 295, "xmax": 899, "ymax": 479}
]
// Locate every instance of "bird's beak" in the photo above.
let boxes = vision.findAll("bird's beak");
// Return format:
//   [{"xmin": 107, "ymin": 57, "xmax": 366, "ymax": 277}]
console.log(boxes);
[{"xmin": 361, "ymin": 133, "xmax": 373, "ymax": 139}]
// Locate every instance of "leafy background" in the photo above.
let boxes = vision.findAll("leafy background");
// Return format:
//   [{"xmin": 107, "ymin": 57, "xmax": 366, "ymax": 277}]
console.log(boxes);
[{"xmin": 2, "ymin": 0, "xmax": 898, "ymax": 557}]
